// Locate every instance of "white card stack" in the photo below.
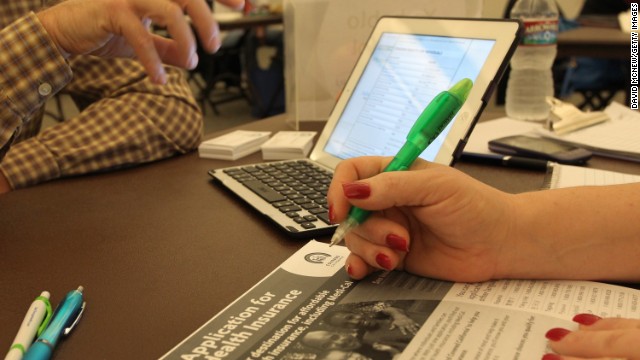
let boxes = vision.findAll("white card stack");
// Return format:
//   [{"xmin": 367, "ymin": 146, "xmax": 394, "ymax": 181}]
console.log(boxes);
[
  {"xmin": 198, "ymin": 130, "xmax": 271, "ymax": 160},
  {"xmin": 260, "ymin": 131, "xmax": 317, "ymax": 160}
]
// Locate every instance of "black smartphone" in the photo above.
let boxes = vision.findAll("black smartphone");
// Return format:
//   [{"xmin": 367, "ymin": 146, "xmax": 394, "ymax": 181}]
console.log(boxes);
[{"xmin": 488, "ymin": 135, "xmax": 592, "ymax": 165}]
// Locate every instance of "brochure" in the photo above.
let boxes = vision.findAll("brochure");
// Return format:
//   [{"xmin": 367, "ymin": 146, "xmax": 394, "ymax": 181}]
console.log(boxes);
[{"xmin": 160, "ymin": 241, "xmax": 640, "ymax": 360}]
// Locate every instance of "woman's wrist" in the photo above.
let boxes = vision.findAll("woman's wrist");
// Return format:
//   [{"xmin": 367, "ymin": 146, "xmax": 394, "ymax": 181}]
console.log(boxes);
[{"xmin": 492, "ymin": 191, "xmax": 562, "ymax": 280}]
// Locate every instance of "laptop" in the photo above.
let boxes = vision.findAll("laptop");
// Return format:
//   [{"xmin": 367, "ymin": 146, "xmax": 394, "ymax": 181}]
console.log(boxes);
[{"xmin": 209, "ymin": 16, "xmax": 522, "ymax": 238}]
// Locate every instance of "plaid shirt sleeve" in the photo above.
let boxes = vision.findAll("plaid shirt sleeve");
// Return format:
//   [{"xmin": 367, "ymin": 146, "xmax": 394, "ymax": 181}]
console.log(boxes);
[
  {"xmin": 0, "ymin": 12, "xmax": 72, "ymax": 163},
  {"xmin": 0, "ymin": 23, "xmax": 203, "ymax": 189}
]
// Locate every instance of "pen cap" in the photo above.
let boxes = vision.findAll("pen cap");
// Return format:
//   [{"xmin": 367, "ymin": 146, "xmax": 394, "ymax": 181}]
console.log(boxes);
[
  {"xmin": 448, "ymin": 78, "xmax": 473, "ymax": 103},
  {"xmin": 407, "ymin": 78, "xmax": 473, "ymax": 148}
]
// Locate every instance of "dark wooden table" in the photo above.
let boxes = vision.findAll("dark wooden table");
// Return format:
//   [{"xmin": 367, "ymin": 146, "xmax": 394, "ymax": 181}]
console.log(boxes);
[{"xmin": 1, "ymin": 114, "xmax": 639, "ymax": 359}]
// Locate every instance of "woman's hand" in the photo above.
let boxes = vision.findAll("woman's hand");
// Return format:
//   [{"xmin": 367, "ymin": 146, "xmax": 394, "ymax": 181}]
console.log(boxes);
[
  {"xmin": 543, "ymin": 314, "xmax": 640, "ymax": 359},
  {"xmin": 327, "ymin": 156, "xmax": 518, "ymax": 282}
]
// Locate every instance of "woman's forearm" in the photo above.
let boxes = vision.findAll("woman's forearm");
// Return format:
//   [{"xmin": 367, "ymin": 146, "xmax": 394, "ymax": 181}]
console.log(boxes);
[{"xmin": 499, "ymin": 183, "xmax": 640, "ymax": 281}]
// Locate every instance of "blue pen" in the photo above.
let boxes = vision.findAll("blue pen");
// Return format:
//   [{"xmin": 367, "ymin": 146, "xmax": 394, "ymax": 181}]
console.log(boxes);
[{"xmin": 23, "ymin": 287, "xmax": 85, "ymax": 360}]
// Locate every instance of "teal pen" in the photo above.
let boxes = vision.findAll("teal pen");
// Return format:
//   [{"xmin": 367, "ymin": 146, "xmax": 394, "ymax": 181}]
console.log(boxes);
[
  {"xmin": 23, "ymin": 287, "xmax": 85, "ymax": 360},
  {"xmin": 329, "ymin": 78, "xmax": 473, "ymax": 246}
]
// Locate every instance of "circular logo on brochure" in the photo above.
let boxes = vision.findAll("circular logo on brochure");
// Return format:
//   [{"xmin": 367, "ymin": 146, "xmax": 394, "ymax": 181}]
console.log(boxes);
[{"xmin": 304, "ymin": 252, "xmax": 331, "ymax": 264}]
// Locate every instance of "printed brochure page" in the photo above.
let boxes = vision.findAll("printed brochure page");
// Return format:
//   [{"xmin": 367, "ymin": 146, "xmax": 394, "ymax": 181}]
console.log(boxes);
[{"xmin": 160, "ymin": 241, "xmax": 640, "ymax": 360}]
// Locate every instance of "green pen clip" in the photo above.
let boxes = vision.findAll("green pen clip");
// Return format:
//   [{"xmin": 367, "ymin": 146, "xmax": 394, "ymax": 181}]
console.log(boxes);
[{"xmin": 36, "ymin": 294, "xmax": 53, "ymax": 336}]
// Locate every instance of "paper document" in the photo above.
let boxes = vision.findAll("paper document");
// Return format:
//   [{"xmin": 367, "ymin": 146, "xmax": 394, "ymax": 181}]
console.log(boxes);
[
  {"xmin": 465, "ymin": 117, "xmax": 540, "ymax": 154},
  {"xmin": 160, "ymin": 241, "xmax": 640, "ymax": 360},
  {"xmin": 537, "ymin": 102, "xmax": 640, "ymax": 162},
  {"xmin": 543, "ymin": 163, "xmax": 640, "ymax": 189}
]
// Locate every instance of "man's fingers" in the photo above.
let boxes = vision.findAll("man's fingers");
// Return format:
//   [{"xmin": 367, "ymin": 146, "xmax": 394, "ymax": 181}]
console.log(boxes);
[
  {"xmin": 179, "ymin": 0, "xmax": 221, "ymax": 53},
  {"xmin": 121, "ymin": 0, "xmax": 214, "ymax": 81},
  {"xmin": 215, "ymin": 0, "xmax": 244, "ymax": 10},
  {"xmin": 117, "ymin": 12, "xmax": 166, "ymax": 83},
  {"xmin": 138, "ymin": 0, "xmax": 197, "ymax": 69},
  {"xmin": 151, "ymin": 35, "xmax": 197, "ymax": 69}
]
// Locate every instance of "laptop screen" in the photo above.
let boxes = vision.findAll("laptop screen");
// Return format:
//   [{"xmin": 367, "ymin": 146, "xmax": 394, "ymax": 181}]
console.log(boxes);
[{"xmin": 323, "ymin": 32, "xmax": 496, "ymax": 161}]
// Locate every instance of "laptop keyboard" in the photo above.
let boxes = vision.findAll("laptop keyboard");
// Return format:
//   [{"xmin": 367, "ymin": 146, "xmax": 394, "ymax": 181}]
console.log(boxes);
[{"xmin": 219, "ymin": 160, "xmax": 334, "ymax": 233}]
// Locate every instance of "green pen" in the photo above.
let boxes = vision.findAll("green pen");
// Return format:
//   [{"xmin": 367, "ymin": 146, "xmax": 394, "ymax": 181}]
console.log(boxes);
[{"xmin": 329, "ymin": 78, "xmax": 473, "ymax": 247}]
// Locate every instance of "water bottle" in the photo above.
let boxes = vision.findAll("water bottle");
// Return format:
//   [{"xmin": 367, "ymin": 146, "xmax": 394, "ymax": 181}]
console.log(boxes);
[{"xmin": 505, "ymin": 0, "xmax": 559, "ymax": 121}]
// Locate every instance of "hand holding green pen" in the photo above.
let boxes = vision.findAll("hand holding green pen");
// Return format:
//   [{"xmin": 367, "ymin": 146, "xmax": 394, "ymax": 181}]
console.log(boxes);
[{"xmin": 329, "ymin": 78, "xmax": 473, "ymax": 246}]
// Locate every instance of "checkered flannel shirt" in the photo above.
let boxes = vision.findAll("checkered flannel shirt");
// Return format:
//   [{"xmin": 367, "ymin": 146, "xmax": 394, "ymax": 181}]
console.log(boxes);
[{"xmin": 0, "ymin": 0, "xmax": 203, "ymax": 189}]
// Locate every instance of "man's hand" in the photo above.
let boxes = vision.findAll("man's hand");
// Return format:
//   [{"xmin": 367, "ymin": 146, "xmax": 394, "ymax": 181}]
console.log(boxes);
[{"xmin": 36, "ymin": 0, "xmax": 243, "ymax": 84}]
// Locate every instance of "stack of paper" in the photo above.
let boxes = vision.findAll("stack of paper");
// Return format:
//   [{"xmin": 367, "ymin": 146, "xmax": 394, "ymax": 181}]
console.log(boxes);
[
  {"xmin": 543, "ymin": 163, "xmax": 640, "ymax": 189},
  {"xmin": 198, "ymin": 130, "xmax": 271, "ymax": 160},
  {"xmin": 537, "ymin": 102, "xmax": 640, "ymax": 162},
  {"xmin": 466, "ymin": 102, "xmax": 640, "ymax": 163},
  {"xmin": 261, "ymin": 131, "xmax": 317, "ymax": 160}
]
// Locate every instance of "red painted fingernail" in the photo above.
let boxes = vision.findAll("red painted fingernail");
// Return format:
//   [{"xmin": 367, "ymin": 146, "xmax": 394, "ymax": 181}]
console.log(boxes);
[
  {"xmin": 573, "ymin": 313, "xmax": 601, "ymax": 326},
  {"xmin": 545, "ymin": 328, "xmax": 570, "ymax": 342},
  {"xmin": 346, "ymin": 264, "xmax": 353, "ymax": 276},
  {"xmin": 342, "ymin": 182, "xmax": 371, "ymax": 199},
  {"xmin": 375, "ymin": 253, "xmax": 392, "ymax": 270},
  {"xmin": 541, "ymin": 354, "xmax": 562, "ymax": 360},
  {"xmin": 386, "ymin": 234, "xmax": 409, "ymax": 252},
  {"xmin": 328, "ymin": 204, "xmax": 336, "ymax": 224}
]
